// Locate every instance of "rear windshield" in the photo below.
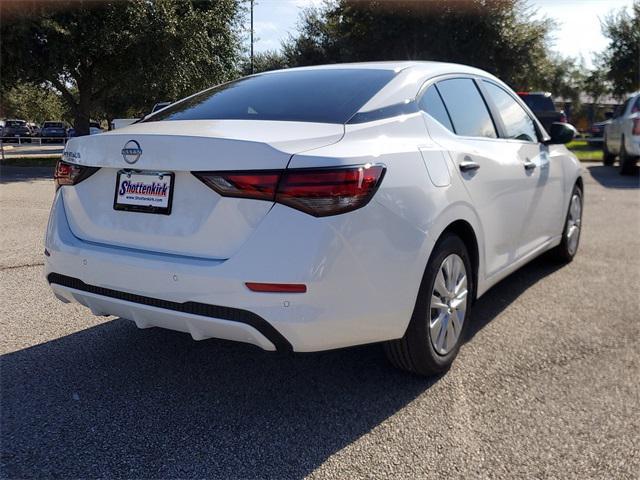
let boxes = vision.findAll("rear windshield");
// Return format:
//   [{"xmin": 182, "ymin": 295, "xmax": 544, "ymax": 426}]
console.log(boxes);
[
  {"xmin": 519, "ymin": 94, "xmax": 555, "ymax": 112},
  {"xmin": 43, "ymin": 122, "xmax": 64, "ymax": 128},
  {"xmin": 144, "ymin": 69, "xmax": 397, "ymax": 124},
  {"xmin": 6, "ymin": 120, "xmax": 26, "ymax": 127}
]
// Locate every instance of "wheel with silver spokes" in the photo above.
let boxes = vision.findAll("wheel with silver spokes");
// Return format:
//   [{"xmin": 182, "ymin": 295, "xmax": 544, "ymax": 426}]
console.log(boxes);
[
  {"xmin": 384, "ymin": 234, "xmax": 473, "ymax": 376},
  {"xmin": 551, "ymin": 184, "xmax": 583, "ymax": 263},
  {"xmin": 566, "ymin": 193, "xmax": 581, "ymax": 256},
  {"xmin": 430, "ymin": 254, "xmax": 468, "ymax": 355}
]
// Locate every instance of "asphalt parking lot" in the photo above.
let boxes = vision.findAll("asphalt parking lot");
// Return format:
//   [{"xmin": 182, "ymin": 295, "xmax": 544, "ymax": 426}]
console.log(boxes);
[{"xmin": 1, "ymin": 163, "xmax": 639, "ymax": 479}]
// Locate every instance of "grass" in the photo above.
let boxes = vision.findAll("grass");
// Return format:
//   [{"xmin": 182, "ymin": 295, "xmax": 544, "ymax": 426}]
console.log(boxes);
[
  {"xmin": 0, "ymin": 156, "xmax": 59, "ymax": 167},
  {"xmin": 567, "ymin": 139, "xmax": 602, "ymax": 162}
]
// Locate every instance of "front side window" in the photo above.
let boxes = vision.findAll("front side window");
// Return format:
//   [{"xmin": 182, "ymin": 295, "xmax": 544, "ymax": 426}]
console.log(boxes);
[
  {"xmin": 419, "ymin": 85, "xmax": 454, "ymax": 132},
  {"xmin": 482, "ymin": 81, "xmax": 538, "ymax": 142},
  {"xmin": 144, "ymin": 69, "xmax": 396, "ymax": 125},
  {"xmin": 436, "ymin": 78, "xmax": 497, "ymax": 138}
]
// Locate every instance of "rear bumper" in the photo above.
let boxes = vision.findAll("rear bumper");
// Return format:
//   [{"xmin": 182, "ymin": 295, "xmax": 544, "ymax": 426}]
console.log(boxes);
[
  {"xmin": 48, "ymin": 273, "xmax": 289, "ymax": 352},
  {"xmin": 45, "ymin": 188, "xmax": 429, "ymax": 352}
]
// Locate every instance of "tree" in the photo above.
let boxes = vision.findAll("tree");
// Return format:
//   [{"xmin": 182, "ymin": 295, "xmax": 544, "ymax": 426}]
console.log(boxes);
[
  {"xmin": 283, "ymin": 0, "xmax": 555, "ymax": 90},
  {"xmin": 601, "ymin": 1, "xmax": 640, "ymax": 97},
  {"xmin": 1, "ymin": 0, "xmax": 243, "ymax": 135},
  {"xmin": 240, "ymin": 50, "xmax": 289, "ymax": 75},
  {"xmin": 0, "ymin": 83, "xmax": 66, "ymax": 124}
]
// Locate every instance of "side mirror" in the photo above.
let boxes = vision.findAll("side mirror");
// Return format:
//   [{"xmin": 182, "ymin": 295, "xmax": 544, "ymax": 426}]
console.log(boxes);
[
  {"xmin": 604, "ymin": 111, "xmax": 614, "ymax": 119},
  {"xmin": 546, "ymin": 122, "xmax": 576, "ymax": 145}
]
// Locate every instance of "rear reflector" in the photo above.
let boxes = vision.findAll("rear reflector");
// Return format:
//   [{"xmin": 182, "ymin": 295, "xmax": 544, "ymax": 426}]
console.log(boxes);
[
  {"xmin": 54, "ymin": 160, "xmax": 99, "ymax": 190},
  {"xmin": 245, "ymin": 282, "xmax": 307, "ymax": 293},
  {"xmin": 194, "ymin": 164, "xmax": 385, "ymax": 217}
]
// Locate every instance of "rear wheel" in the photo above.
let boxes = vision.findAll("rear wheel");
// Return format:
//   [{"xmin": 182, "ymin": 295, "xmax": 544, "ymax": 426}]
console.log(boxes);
[
  {"xmin": 602, "ymin": 136, "xmax": 615, "ymax": 166},
  {"xmin": 550, "ymin": 185, "xmax": 582, "ymax": 263},
  {"xmin": 384, "ymin": 234, "xmax": 473, "ymax": 376},
  {"xmin": 619, "ymin": 138, "xmax": 638, "ymax": 175}
]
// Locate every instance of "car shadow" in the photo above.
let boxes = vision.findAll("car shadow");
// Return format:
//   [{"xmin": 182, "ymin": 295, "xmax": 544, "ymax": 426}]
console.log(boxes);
[
  {"xmin": 0, "ymin": 165, "xmax": 54, "ymax": 184},
  {"xmin": 587, "ymin": 165, "xmax": 639, "ymax": 189},
  {"xmin": 465, "ymin": 254, "xmax": 564, "ymax": 341},
  {"xmin": 1, "ymin": 255, "xmax": 565, "ymax": 479}
]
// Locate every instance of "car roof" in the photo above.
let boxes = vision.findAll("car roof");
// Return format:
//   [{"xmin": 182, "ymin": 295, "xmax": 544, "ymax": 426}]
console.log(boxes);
[{"xmin": 261, "ymin": 61, "xmax": 501, "ymax": 111}]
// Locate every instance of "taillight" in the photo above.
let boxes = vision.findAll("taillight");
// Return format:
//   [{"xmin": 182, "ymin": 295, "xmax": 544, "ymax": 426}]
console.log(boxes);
[
  {"xmin": 54, "ymin": 160, "xmax": 98, "ymax": 190},
  {"xmin": 193, "ymin": 171, "xmax": 278, "ymax": 201},
  {"xmin": 193, "ymin": 164, "xmax": 385, "ymax": 217},
  {"xmin": 633, "ymin": 119, "xmax": 640, "ymax": 136},
  {"xmin": 277, "ymin": 165, "xmax": 385, "ymax": 216},
  {"xmin": 559, "ymin": 112, "xmax": 567, "ymax": 123}
]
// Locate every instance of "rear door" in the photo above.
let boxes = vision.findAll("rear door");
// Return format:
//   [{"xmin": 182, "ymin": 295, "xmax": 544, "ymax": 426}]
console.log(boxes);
[
  {"xmin": 421, "ymin": 78, "xmax": 531, "ymax": 277},
  {"xmin": 479, "ymin": 80, "xmax": 564, "ymax": 257}
]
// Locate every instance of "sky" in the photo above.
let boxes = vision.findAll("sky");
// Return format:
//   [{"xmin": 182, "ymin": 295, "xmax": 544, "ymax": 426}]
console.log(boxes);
[{"xmin": 248, "ymin": 0, "xmax": 635, "ymax": 68}]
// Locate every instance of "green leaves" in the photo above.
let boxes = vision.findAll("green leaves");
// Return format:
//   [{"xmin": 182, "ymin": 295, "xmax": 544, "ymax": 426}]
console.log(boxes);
[
  {"xmin": 601, "ymin": 2, "xmax": 640, "ymax": 96},
  {"xmin": 283, "ymin": 0, "xmax": 555, "ymax": 91},
  {"xmin": 0, "ymin": 0, "xmax": 243, "ymax": 132}
]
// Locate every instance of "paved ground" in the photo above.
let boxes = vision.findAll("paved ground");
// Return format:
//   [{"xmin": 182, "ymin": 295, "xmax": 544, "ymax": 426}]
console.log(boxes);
[{"xmin": 1, "ymin": 163, "xmax": 639, "ymax": 479}]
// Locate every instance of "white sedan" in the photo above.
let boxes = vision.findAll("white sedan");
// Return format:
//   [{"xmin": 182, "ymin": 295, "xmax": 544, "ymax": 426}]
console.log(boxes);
[{"xmin": 46, "ymin": 62, "xmax": 582, "ymax": 376}]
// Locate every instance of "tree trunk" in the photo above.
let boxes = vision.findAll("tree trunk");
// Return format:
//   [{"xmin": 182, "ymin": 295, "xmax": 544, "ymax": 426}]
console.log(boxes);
[{"xmin": 73, "ymin": 90, "xmax": 91, "ymax": 136}]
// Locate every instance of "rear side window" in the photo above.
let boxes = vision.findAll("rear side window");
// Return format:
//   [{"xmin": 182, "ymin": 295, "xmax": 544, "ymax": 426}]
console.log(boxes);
[
  {"xmin": 520, "ymin": 94, "xmax": 555, "ymax": 112},
  {"xmin": 145, "ymin": 69, "xmax": 396, "ymax": 124},
  {"xmin": 419, "ymin": 86, "xmax": 454, "ymax": 132},
  {"xmin": 482, "ymin": 81, "xmax": 538, "ymax": 142},
  {"xmin": 436, "ymin": 79, "xmax": 497, "ymax": 138}
]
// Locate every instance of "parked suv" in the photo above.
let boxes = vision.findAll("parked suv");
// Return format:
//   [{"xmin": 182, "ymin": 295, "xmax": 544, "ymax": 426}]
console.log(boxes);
[
  {"xmin": 2, "ymin": 119, "xmax": 32, "ymax": 142},
  {"xmin": 603, "ymin": 92, "xmax": 640, "ymax": 175},
  {"xmin": 517, "ymin": 92, "xmax": 567, "ymax": 134},
  {"xmin": 40, "ymin": 121, "xmax": 68, "ymax": 143}
]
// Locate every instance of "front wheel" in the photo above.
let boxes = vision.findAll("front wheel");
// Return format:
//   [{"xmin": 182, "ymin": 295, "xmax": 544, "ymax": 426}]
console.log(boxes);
[
  {"xmin": 384, "ymin": 234, "xmax": 473, "ymax": 376},
  {"xmin": 550, "ymin": 185, "xmax": 583, "ymax": 263}
]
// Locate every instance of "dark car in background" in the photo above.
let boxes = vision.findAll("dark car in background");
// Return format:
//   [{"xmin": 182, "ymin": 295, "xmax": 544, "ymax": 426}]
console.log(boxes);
[
  {"xmin": 1, "ymin": 119, "xmax": 32, "ymax": 142},
  {"xmin": 517, "ymin": 92, "xmax": 567, "ymax": 133},
  {"xmin": 586, "ymin": 119, "xmax": 610, "ymax": 146},
  {"xmin": 40, "ymin": 121, "xmax": 68, "ymax": 143}
]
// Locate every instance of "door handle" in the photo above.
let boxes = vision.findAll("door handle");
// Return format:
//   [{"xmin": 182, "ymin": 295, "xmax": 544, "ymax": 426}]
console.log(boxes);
[
  {"xmin": 524, "ymin": 160, "xmax": 537, "ymax": 171},
  {"xmin": 459, "ymin": 160, "xmax": 480, "ymax": 173}
]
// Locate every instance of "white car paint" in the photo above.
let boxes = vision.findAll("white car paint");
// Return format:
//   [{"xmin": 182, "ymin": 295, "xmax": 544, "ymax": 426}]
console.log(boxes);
[
  {"xmin": 45, "ymin": 62, "xmax": 582, "ymax": 354},
  {"xmin": 604, "ymin": 91, "xmax": 640, "ymax": 157}
]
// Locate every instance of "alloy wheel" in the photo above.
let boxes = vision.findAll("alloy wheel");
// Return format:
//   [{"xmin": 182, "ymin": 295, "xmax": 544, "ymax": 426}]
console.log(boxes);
[
  {"xmin": 429, "ymin": 254, "xmax": 468, "ymax": 355},
  {"xmin": 566, "ymin": 191, "xmax": 582, "ymax": 256}
]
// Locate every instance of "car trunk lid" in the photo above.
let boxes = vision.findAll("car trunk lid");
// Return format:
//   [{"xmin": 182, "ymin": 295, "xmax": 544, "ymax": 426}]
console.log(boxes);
[{"xmin": 61, "ymin": 120, "xmax": 344, "ymax": 259}]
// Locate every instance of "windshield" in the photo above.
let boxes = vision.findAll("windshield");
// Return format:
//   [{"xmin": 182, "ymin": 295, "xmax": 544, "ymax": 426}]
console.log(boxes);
[
  {"xmin": 145, "ymin": 69, "xmax": 397, "ymax": 124},
  {"xmin": 6, "ymin": 120, "xmax": 26, "ymax": 127},
  {"xmin": 43, "ymin": 122, "xmax": 64, "ymax": 128}
]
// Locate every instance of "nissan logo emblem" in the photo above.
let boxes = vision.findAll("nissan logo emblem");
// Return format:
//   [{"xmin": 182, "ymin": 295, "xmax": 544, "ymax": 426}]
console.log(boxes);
[{"xmin": 122, "ymin": 140, "xmax": 142, "ymax": 164}]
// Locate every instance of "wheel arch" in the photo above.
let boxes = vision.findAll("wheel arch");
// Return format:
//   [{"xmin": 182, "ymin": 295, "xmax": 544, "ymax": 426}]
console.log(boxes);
[{"xmin": 437, "ymin": 219, "xmax": 480, "ymax": 303}]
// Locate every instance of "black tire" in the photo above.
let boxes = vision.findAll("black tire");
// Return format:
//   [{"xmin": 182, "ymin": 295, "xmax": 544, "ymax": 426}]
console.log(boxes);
[
  {"xmin": 550, "ymin": 184, "xmax": 583, "ymax": 263},
  {"xmin": 384, "ymin": 233, "xmax": 474, "ymax": 376},
  {"xmin": 602, "ymin": 137, "xmax": 615, "ymax": 166},
  {"xmin": 619, "ymin": 138, "xmax": 638, "ymax": 175}
]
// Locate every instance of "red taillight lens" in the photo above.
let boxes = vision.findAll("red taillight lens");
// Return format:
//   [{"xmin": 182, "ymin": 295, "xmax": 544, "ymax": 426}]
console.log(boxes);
[
  {"xmin": 54, "ymin": 160, "xmax": 98, "ymax": 190},
  {"xmin": 633, "ymin": 119, "xmax": 640, "ymax": 136},
  {"xmin": 193, "ymin": 164, "xmax": 385, "ymax": 217},
  {"xmin": 277, "ymin": 165, "xmax": 385, "ymax": 217},
  {"xmin": 193, "ymin": 171, "xmax": 279, "ymax": 201},
  {"xmin": 245, "ymin": 282, "xmax": 307, "ymax": 293}
]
